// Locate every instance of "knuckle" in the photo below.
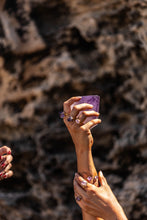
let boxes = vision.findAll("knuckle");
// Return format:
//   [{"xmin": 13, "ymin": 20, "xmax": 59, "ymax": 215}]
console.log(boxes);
[
  {"xmin": 9, "ymin": 163, "xmax": 12, "ymax": 169},
  {"xmin": 91, "ymin": 119, "xmax": 95, "ymax": 123},
  {"xmin": 90, "ymin": 189, "xmax": 96, "ymax": 195},
  {"xmin": 83, "ymin": 196, "xmax": 89, "ymax": 204},
  {"xmin": 82, "ymin": 111, "xmax": 87, "ymax": 116},
  {"xmin": 63, "ymin": 101, "xmax": 67, "ymax": 108},
  {"xmin": 81, "ymin": 127, "xmax": 86, "ymax": 132},
  {"xmin": 73, "ymin": 106, "xmax": 78, "ymax": 111},
  {"xmin": 83, "ymin": 203, "xmax": 89, "ymax": 211}
]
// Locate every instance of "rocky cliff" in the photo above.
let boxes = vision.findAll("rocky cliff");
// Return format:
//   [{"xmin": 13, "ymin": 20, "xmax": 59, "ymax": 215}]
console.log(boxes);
[{"xmin": 0, "ymin": 0, "xmax": 147, "ymax": 220}]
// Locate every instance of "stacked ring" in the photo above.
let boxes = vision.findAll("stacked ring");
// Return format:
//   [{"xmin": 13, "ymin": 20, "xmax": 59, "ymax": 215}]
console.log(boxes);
[
  {"xmin": 75, "ymin": 195, "xmax": 82, "ymax": 201},
  {"xmin": 75, "ymin": 118, "xmax": 81, "ymax": 124},
  {"xmin": 67, "ymin": 116, "xmax": 74, "ymax": 122},
  {"xmin": 60, "ymin": 111, "xmax": 75, "ymax": 122},
  {"xmin": 60, "ymin": 111, "xmax": 81, "ymax": 124},
  {"xmin": 59, "ymin": 111, "xmax": 68, "ymax": 119},
  {"xmin": 81, "ymin": 180, "xmax": 88, "ymax": 188}
]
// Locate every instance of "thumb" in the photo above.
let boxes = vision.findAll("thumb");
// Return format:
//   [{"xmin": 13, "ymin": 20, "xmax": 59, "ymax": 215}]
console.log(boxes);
[{"xmin": 98, "ymin": 171, "xmax": 107, "ymax": 186}]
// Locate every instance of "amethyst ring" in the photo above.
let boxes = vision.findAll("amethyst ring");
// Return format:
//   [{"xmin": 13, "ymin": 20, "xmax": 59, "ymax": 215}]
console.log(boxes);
[
  {"xmin": 75, "ymin": 118, "xmax": 81, "ymax": 125},
  {"xmin": 81, "ymin": 180, "xmax": 88, "ymax": 188},
  {"xmin": 59, "ymin": 111, "xmax": 75, "ymax": 122},
  {"xmin": 67, "ymin": 116, "xmax": 74, "ymax": 122},
  {"xmin": 75, "ymin": 195, "xmax": 82, "ymax": 201},
  {"xmin": 59, "ymin": 111, "xmax": 68, "ymax": 119}
]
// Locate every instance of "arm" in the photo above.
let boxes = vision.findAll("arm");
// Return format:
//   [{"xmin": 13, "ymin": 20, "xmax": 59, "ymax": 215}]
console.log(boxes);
[
  {"xmin": 76, "ymin": 145, "xmax": 102, "ymax": 220},
  {"xmin": 63, "ymin": 97, "xmax": 103, "ymax": 220},
  {"xmin": 74, "ymin": 172, "xmax": 128, "ymax": 220}
]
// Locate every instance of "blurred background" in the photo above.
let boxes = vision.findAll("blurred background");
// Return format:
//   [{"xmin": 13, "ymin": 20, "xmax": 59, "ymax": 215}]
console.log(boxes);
[{"xmin": 0, "ymin": 0, "xmax": 147, "ymax": 219}]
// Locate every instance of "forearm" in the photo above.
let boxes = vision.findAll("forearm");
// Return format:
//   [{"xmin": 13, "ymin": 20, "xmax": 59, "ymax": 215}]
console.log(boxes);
[
  {"xmin": 112, "ymin": 202, "xmax": 128, "ymax": 220},
  {"xmin": 76, "ymin": 148, "xmax": 97, "ymax": 179},
  {"xmin": 76, "ymin": 147, "xmax": 103, "ymax": 220}
]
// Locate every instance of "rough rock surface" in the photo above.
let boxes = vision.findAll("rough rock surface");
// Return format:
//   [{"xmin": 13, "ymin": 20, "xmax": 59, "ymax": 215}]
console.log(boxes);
[{"xmin": 0, "ymin": 0, "xmax": 147, "ymax": 219}]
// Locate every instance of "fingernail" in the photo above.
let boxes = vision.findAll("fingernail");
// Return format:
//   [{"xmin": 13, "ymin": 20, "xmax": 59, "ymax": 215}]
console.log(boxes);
[
  {"xmin": 0, "ymin": 172, "xmax": 3, "ymax": 176},
  {"xmin": 1, "ymin": 163, "xmax": 5, "ymax": 168},
  {"xmin": 8, "ymin": 150, "xmax": 11, "ymax": 155},
  {"xmin": 75, "ymin": 173, "xmax": 78, "ymax": 177},
  {"xmin": 1, "ymin": 163, "xmax": 6, "ymax": 167},
  {"xmin": 0, "ymin": 156, "xmax": 2, "ymax": 160},
  {"xmin": 99, "ymin": 171, "xmax": 103, "ymax": 177}
]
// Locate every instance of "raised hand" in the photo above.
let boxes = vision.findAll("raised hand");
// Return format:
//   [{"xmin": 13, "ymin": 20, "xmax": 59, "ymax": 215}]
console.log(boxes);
[
  {"xmin": 0, "ymin": 146, "xmax": 13, "ymax": 180},
  {"xmin": 63, "ymin": 96, "xmax": 101, "ymax": 154}
]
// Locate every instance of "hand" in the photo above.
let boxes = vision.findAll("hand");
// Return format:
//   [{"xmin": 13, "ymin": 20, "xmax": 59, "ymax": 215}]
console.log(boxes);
[
  {"xmin": 74, "ymin": 172, "xmax": 128, "ymax": 220},
  {"xmin": 63, "ymin": 97, "xmax": 101, "ymax": 154},
  {"xmin": 0, "ymin": 146, "xmax": 13, "ymax": 180}
]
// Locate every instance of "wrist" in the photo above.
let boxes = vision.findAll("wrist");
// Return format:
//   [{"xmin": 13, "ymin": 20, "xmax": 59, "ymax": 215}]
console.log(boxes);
[
  {"xmin": 110, "ymin": 201, "xmax": 128, "ymax": 220},
  {"xmin": 75, "ymin": 145, "xmax": 92, "ymax": 155}
]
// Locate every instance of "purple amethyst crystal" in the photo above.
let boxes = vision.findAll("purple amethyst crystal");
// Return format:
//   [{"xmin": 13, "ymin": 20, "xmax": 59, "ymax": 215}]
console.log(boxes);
[
  {"xmin": 87, "ymin": 176, "xmax": 93, "ymax": 182},
  {"xmin": 71, "ymin": 95, "xmax": 100, "ymax": 125}
]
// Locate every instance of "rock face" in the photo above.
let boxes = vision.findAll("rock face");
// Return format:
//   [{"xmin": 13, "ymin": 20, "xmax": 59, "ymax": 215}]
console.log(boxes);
[{"xmin": 0, "ymin": 0, "xmax": 147, "ymax": 219}]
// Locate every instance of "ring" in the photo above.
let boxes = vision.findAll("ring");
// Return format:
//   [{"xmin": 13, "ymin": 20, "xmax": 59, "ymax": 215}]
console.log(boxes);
[
  {"xmin": 75, "ymin": 118, "xmax": 81, "ymax": 124},
  {"xmin": 87, "ymin": 176, "xmax": 93, "ymax": 182},
  {"xmin": 59, "ymin": 111, "xmax": 68, "ymax": 119},
  {"xmin": 75, "ymin": 195, "xmax": 82, "ymax": 201},
  {"xmin": 67, "ymin": 116, "xmax": 74, "ymax": 122},
  {"xmin": 81, "ymin": 180, "xmax": 88, "ymax": 188}
]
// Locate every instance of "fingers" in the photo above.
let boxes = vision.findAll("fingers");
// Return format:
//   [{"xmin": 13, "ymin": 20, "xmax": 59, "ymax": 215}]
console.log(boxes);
[
  {"xmin": 63, "ymin": 97, "xmax": 82, "ymax": 114},
  {"xmin": 74, "ymin": 173, "xmax": 96, "ymax": 192},
  {"xmin": 74, "ymin": 176, "xmax": 87, "ymax": 196},
  {"xmin": 70, "ymin": 103, "xmax": 93, "ymax": 119},
  {"xmin": 3, "ymin": 163, "xmax": 12, "ymax": 173},
  {"xmin": 0, "ymin": 146, "xmax": 11, "ymax": 157},
  {"xmin": 98, "ymin": 171, "xmax": 107, "ymax": 186},
  {"xmin": 79, "ymin": 111, "xmax": 99, "ymax": 124},
  {"xmin": 82, "ymin": 118, "xmax": 101, "ymax": 130},
  {"xmin": 0, "ymin": 154, "xmax": 13, "ymax": 171},
  {"xmin": 0, "ymin": 170, "xmax": 13, "ymax": 180},
  {"xmin": 0, "ymin": 147, "xmax": 13, "ymax": 181}
]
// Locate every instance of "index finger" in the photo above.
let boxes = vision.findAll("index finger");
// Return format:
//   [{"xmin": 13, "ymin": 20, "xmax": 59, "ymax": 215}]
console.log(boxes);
[
  {"xmin": 63, "ymin": 96, "xmax": 81, "ymax": 114},
  {"xmin": 0, "ymin": 146, "xmax": 11, "ymax": 156},
  {"xmin": 75, "ymin": 173, "xmax": 94, "ymax": 191}
]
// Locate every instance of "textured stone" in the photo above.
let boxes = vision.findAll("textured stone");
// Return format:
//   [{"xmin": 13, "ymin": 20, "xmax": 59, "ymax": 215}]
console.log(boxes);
[{"xmin": 0, "ymin": 0, "xmax": 147, "ymax": 220}]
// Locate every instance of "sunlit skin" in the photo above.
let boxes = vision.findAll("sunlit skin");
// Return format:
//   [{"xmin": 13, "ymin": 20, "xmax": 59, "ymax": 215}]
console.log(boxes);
[
  {"xmin": 0, "ymin": 146, "xmax": 13, "ymax": 180},
  {"xmin": 74, "ymin": 172, "xmax": 127, "ymax": 220},
  {"xmin": 63, "ymin": 96, "xmax": 127, "ymax": 220}
]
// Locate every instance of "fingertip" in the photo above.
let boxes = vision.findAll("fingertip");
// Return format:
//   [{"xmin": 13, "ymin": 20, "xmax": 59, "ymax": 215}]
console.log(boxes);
[
  {"xmin": 98, "ymin": 170, "xmax": 105, "ymax": 186},
  {"xmin": 99, "ymin": 171, "xmax": 103, "ymax": 177},
  {"xmin": 75, "ymin": 172, "xmax": 79, "ymax": 178}
]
